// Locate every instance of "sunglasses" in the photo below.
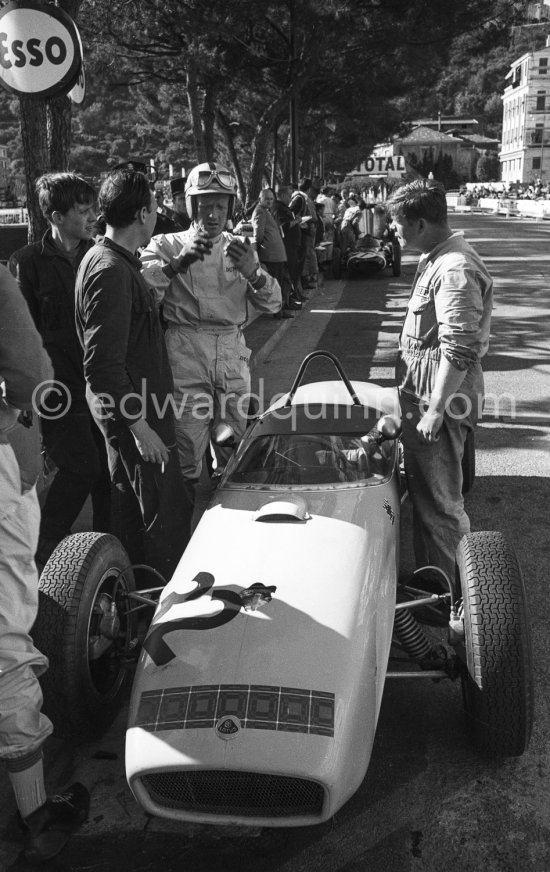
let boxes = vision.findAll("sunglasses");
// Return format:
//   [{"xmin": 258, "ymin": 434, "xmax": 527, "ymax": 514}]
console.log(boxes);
[{"xmin": 192, "ymin": 168, "xmax": 236, "ymax": 190}]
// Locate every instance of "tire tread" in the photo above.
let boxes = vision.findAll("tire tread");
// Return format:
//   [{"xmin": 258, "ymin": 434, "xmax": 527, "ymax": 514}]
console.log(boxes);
[{"xmin": 458, "ymin": 531, "xmax": 534, "ymax": 757}]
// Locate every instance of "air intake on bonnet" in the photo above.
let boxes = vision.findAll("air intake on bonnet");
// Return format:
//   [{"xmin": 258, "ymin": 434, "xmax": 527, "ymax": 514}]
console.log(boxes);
[{"xmin": 141, "ymin": 770, "xmax": 325, "ymax": 818}]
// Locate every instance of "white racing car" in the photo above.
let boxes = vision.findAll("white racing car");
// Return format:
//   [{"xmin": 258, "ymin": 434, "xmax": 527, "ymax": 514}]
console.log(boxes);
[{"xmin": 34, "ymin": 351, "xmax": 534, "ymax": 829}]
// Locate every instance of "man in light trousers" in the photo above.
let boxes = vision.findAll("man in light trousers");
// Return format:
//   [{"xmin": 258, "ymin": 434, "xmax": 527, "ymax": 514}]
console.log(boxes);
[
  {"xmin": 141, "ymin": 162, "xmax": 281, "ymax": 511},
  {"xmin": 387, "ymin": 180, "xmax": 493, "ymax": 586}
]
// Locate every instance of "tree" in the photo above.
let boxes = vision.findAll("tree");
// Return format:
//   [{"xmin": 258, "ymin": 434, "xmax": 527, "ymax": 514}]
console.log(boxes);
[
  {"xmin": 0, "ymin": 0, "xmax": 526, "ymax": 225},
  {"xmin": 476, "ymin": 152, "xmax": 501, "ymax": 182},
  {"xmin": 78, "ymin": 0, "xmax": 508, "ymax": 205},
  {"xmin": 3, "ymin": 0, "xmax": 85, "ymax": 240}
]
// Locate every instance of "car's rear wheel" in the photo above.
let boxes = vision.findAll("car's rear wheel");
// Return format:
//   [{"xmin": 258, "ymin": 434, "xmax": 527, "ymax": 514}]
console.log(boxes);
[
  {"xmin": 457, "ymin": 531, "xmax": 534, "ymax": 757},
  {"xmin": 391, "ymin": 240, "xmax": 401, "ymax": 276},
  {"xmin": 32, "ymin": 532, "xmax": 137, "ymax": 737}
]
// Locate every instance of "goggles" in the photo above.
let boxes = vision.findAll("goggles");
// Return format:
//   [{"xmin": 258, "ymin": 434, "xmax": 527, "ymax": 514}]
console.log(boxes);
[{"xmin": 192, "ymin": 168, "xmax": 236, "ymax": 191}]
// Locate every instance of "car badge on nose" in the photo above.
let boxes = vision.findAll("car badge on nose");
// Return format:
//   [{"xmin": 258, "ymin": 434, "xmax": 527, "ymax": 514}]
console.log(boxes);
[
  {"xmin": 216, "ymin": 716, "xmax": 240, "ymax": 739},
  {"xmin": 240, "ymin": 583, "xmax": 277, "ymax": 611}
]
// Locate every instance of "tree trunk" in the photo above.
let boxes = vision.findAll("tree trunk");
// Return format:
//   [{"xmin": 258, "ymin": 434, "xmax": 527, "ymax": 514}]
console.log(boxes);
[
  {"xmin": 186, "ymin": 58, "xmax": 207, "ymax": 162},
  {"xmin": 203, "ymin": 83, "xmax": 218, "ymax": 163},
  {"xmin": 216, "ymin": 109, "xmax": 246, "ymax": 207},
  {"xmin": 247, "ymin": 123, "xmax": 272, "ymax": 207},
  {"xmin": 48, "ymin": 0, "xmax": 81, "ymax": 171},
  {"xmin": 17, "ymin": 0, "xmax": 82, "ymax": 241},
  {"xmin": 19, "ymin": 96, "xmax": 49, "ymax": 243},
  {"xmin": 247, "ymin": 100, "xmax": 289, "ymax": 205},
  {"xmin": 47, "ymin": 94, "xmax": 73, "ymax": 171},
  {"xmin": 280, "ymin": 129, "xmax": 291, "ymax": 184}
]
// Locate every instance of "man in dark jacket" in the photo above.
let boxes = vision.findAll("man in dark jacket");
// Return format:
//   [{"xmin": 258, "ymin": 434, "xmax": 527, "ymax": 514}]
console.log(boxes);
[
  {"xmin": 12, "ymin": 173, "xmax": 111, "ymax": 567},
  {"xmin": 290, "ymin": 178, "xmax": 320, "ymax": 292},
  {"xmin": 274, "ymin": 185, "xmax": 304, "ymax": 305},
  {"xmin": 75, "ymin": 168, "xmax": 192, "ymax": 582},
  {"xmin": 153, "ymin": 187, "xmax": 177, "ymax": 235},
  {"xmin": 165, "ymin": 176, "xmax": 191, "ymax": 232}
]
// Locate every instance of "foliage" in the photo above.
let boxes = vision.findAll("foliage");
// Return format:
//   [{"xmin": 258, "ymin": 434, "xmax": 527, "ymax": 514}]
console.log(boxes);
[
  {"xmin": 476, "ymin": 151, "xmax": 501, "ymax": 182},
  {"xmin": 0, "ymin": 0, "xmax": 538, "ymax": 208}
]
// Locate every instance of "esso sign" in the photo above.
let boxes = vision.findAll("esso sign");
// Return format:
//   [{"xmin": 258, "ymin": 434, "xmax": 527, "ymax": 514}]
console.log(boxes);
[
  {"xmin": 68, "ymin": 25, "xmax": 85, "ymax": 104},
  {"xmin": 0, "ymin": 1, "xmax": 82, "ymax": 98},
  {"xmin": 69, "ymin": 63, "xmax": 85, "ymax": 105}
]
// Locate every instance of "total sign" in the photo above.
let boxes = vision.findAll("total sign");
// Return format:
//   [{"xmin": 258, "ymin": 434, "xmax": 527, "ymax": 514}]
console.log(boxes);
[
  {"xmin": 364, "ymin": 155, "xmax": 406, "ymax": 175},
  {"xmin": 0, "ymin": 1, "xmax": 82, "ymax": 98}
]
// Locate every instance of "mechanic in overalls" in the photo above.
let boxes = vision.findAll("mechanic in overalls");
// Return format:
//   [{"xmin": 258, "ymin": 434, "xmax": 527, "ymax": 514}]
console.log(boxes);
[
  {"xmin": 141, "ymin": 163, "xmax": 281, "ymax": 510},
  {"xmin": 387, "ymin": 180, "xmax": 493, "ymax": 586}
]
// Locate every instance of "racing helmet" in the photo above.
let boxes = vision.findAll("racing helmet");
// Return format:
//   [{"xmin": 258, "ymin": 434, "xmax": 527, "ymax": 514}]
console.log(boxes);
[{"xmin": 185, "ymin": 162, "xmax": 238, "ymax": 221}]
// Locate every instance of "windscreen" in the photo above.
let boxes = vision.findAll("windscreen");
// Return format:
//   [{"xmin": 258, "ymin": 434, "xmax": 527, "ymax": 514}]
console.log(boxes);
[{"xmin": 225, "ymin": 432, "xmax": 394, "ymax": 487}]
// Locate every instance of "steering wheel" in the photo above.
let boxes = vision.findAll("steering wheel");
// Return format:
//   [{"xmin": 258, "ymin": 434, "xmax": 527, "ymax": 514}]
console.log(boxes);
[{"xmin": 279, "ymin": 438, "xmax": 328, "ymax": 466}]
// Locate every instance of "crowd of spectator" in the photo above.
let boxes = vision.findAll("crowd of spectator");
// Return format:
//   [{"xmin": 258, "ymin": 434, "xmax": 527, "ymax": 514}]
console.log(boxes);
[{"xmin": 460, "ymin": 179, "xmax": 550, "ymax": 203}]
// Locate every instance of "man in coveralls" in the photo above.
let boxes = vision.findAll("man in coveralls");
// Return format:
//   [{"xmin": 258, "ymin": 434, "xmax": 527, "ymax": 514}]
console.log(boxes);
[
  {"xmin": 387, "ymin": 180, "xmax": 493, "ymax": 586},
  {"xmin": 141, "ymin": 162, "xmax": 281, "ymax": 510}
]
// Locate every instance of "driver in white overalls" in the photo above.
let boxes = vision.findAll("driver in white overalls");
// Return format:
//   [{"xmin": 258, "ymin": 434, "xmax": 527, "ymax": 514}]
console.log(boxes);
[{"xmin": 141, "ymin": 163, "xmax": 281, "ymax": 510}]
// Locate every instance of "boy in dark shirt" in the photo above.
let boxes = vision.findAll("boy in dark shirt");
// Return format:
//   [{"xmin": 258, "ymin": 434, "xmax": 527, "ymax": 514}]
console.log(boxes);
[
  {"xmin": 75, "ymin": 169, "xmax": 191, "ymax": 582},
  {"xmin": 12, "ymin": 173, "xmax": 111, "ymax": 568}
]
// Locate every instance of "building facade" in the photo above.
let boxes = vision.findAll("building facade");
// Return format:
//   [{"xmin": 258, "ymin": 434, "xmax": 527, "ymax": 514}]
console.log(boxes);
[
  {"xmin": 393, "ymin": 125, "xmax": 498, "ymax": 184},
  {"xmin": 501, "ymin": 36, "xmax": 550, "ymax": 183}
]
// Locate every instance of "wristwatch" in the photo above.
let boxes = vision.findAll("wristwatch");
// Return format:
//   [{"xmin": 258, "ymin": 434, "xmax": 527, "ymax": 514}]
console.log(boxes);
[
  {"xmin": 162, "ymin": 257, "xmax": 189, "ymax": 278},
  {"xmin": 162, "ymin": 260, "xmax": 177, "ymax": 278},
  {"xmin": 246, "ymin": 266, "xmax": 262, "ymax": 286}
]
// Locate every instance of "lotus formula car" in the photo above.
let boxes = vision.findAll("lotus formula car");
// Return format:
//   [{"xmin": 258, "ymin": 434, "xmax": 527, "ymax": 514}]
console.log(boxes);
[
  {"xmin": 34, "ymin": 352, "xmax": 533, "ymax": 829},
  {"xmin": 332, "ymin": 204, "xmax": 401, "ymax": 280}
]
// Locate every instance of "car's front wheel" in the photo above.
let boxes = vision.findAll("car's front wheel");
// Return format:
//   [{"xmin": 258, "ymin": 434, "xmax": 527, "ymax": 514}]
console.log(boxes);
[
  {"xmin": 457, "ymin": 531, "xmax": 534, "ymax": 757},
  {"xmin": 32, "ymin": 532, "xmax": 137, "ymax": 737}
]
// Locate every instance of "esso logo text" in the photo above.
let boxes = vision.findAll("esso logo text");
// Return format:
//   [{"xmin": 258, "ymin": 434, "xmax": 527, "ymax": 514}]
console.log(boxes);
[
  {"xmin": 0, "ymin": 35, "xmax": 69, "ymax": 70},
  {"xmin": 0, "ymin": 2, "xmax": 82, "ymax": 98}
]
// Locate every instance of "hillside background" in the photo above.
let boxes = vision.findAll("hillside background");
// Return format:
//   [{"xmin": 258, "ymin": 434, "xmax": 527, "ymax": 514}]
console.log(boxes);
[{"xmin": 0, "ymin": 0, "xmax": 548, "ymax": 199}]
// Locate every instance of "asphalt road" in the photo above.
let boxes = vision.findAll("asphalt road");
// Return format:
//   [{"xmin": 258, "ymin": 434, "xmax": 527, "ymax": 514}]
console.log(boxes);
[{"xmin": 1, "ymin": 212, "xmax": 549, "ymax": 872}]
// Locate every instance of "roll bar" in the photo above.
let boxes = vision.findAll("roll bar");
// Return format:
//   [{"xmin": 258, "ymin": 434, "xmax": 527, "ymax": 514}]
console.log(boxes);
[{"xmin": 283, "ymin": 350, "xmax": 362, "ymax": 408}]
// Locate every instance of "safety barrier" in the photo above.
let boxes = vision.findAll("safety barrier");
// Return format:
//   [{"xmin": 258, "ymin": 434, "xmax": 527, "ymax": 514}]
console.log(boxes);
[
  {"xmin": 0, "ymin": 208, "xmax": 28, "ymax": 224},
  {"xmin": 447, "ymin": 195, "xmax": 550, "ymax": 219}
]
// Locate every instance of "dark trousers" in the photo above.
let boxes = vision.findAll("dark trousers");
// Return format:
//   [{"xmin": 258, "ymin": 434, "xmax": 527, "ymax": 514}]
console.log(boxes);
[
  {"xmin": 105, "ymin": 426, "xmax": 192, "ymax": 585},
  {"xmin": 40, "ymin": 412, "xmax": 111, "ymax": 543},
  {"xmin": 262, "ymin": 261, "xmax": 293, "ymax": 307},
  {"xmin": 285, "ymin": 246, "xmax": 304, "ymax": 291}
]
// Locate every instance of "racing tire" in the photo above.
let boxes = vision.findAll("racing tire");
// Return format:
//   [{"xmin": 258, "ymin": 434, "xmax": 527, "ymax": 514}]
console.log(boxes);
[
  {"xmin": 391, "ymin": 240, "xmax": 401, "ymax": 276},
  {"xmin": 32, "ymin": 532, "xmax": 136, "ymax": 738},
  {"xmin": 331, "ymin": 246, "xmax": 342, "ymax": 279},
  {"xmin": 461, "ymin": 429, "xmax": 475, "ymax": 494},
  {"xmin": 457, "ymin": 531, "xmax": 534, "ymax": 757}
]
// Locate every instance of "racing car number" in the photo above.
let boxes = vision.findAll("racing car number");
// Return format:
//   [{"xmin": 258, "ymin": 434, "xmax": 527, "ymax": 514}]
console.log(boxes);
[{"xmin": 143, "ymin": 572, "xmax": 242, "ymax": 666}]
